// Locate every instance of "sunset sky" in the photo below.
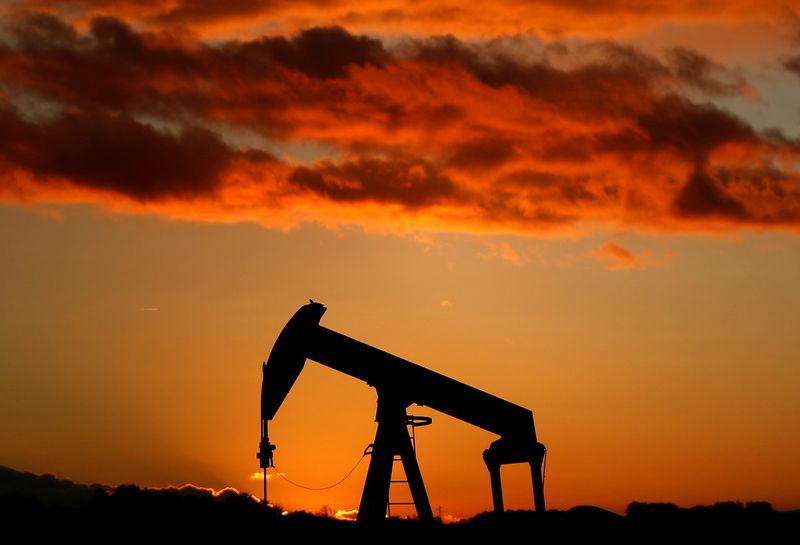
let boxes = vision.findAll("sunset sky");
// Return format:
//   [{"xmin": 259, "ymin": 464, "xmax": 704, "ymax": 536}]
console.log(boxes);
[{"xmin": 1, "ymin": 0, "xmax": 800, "ymax": 520}]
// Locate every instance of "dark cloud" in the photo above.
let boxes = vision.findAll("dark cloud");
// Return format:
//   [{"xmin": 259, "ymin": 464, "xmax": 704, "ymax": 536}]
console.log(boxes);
[
  {"xmin": 289, "ymin": 157, "xmax": 456, "ymax": 207},
  {"xmin": 403, "ymin": 37, "xmax": 749, "ymax": 116},
  {"xmin": 636, "ymin": 96, "xmax": 755, "ymax": 159},
  {"xmin": 673, "ymin": 165, "xmax": 750, "ymax": 219},
  {"xmin": 219, "ymin": 25, "xmax": 386, "ymax": 80},
  {"xmin": 666, "ymin": 47, "xmax": 748, "ymax": 96},
  {"xmin": 406, "ymin": 36, "xmax": 589, "ymax": 107},
  {"xmin": 0, "ymin": 13, "xmax": 798, "ymax": 233},
  {"xmin": 0, "ymin": 104, "xmax": 268, "ymax": 201},
  {"xmin": 448, "ymin": 137, "xmax": 517, "ymax": 171},
  {"xmin": 0, "ymin": 13, "xmax": 205, "ymax": 112},
  {"xmin": 0, "ymin": 15, "xmax": 382, "ymax": 122},
  {"xmin": 5, "ymin": 11, "xmax": 80, "ymax": 51},
  {"xmin": 497, "ymin": 170, "xmax": 603, "ymax": 205},
  {"xmin": 785, "ymin": 55, "xmax": 800, "ymax": 79}
]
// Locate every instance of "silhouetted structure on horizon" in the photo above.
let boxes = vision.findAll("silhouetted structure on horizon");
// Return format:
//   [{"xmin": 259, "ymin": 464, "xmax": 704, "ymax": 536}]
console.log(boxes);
[{"xmin": 257, "ymin": 301, "xmax": 546, "ymax": 524}]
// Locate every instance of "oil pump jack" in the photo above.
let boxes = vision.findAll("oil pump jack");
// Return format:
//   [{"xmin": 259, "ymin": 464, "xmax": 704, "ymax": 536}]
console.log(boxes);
[{"xmin": 257, "ymin": 302, "xmax": 546, "ymax": 523}]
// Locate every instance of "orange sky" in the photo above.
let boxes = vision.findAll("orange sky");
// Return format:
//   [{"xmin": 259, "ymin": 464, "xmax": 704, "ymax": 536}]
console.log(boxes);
[{"xmin": 1, "ymin": 0, "xmax": 800, "ymax": 519}]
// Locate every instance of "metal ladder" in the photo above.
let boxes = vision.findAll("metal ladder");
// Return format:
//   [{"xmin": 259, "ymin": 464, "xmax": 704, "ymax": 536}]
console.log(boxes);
[{"xmin": 386, "ymin": 414, "xmax": 432, "ymax": 517}]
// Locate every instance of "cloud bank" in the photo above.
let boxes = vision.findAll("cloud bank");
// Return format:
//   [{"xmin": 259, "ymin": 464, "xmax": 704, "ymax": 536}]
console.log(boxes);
[{"xmin": 1, "ymin": 10, "xmax": 799, "ymax": 236}]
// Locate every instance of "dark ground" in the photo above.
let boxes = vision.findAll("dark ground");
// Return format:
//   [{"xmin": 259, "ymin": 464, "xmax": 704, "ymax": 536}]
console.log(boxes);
[{"xmin": 1, "ymin": 465, "xmax": 797, "ymax": 543}]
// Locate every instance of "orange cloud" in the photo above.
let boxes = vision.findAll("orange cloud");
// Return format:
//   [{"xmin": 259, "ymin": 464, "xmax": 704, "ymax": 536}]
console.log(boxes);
[
  {"xmin": 592, "ymin": 242, "xmax": 642, "ymax": 270},
  {"xmin": 591, "ymin": 242, "xmax": 670, "ymax": 270},
  {"xmin": 333, "ymin": 508, "xmax": 358, "ymax": 521},
  {"xmin": 158, "ymin": 483, "xmax": 243, "ymax": 498},
  {"xmin": 479, "ymin": 241, "xmax": 528, "ymax": 266},
  {"xmin": 13, "ymin": 1, "xmax": 796, "ymax": 39},
  {"xmin": 1, "ymin": 14, "xmax": 800, "ymax": 237}
]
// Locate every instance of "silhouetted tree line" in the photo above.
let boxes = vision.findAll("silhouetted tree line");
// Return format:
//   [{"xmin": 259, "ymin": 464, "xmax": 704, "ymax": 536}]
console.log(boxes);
[{"xmin": 1, "ymin": 466, "xmax": 797, "ymax": 542}]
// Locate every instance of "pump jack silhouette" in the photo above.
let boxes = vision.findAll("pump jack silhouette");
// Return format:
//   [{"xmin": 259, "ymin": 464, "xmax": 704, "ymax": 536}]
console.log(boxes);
[{"xmin": 257, "ymin": 302, "xmax": 546, "ymax": 523}]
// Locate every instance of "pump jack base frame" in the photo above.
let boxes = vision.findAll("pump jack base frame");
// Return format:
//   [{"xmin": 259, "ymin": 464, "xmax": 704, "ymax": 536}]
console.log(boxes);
[
  {"xmin": 357, "ymin": 397, "xmax": 434, "ymax": 524},
  {"xmin": 356, "ymin": 396, "xmax": 546, "ymax": 524}
]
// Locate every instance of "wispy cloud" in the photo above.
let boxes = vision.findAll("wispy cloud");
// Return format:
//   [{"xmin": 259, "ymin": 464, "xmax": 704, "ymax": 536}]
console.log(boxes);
[
  {"xmin": 333, "ymin": 508, "xmax": 359, "ymax": 521},
  {"xmin": 591, "ymin": 242, "xmax": 671, "ymax": 271},
  {"xmin": 32, "ymin": 206, "xmax": 64, "ymax": 221},
  {"xmin": 479, "ymin": 241, "xmax": 528, "ymax": 266}
]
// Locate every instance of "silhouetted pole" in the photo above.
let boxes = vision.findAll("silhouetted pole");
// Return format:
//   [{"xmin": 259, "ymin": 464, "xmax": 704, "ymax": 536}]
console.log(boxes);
[
  {"xmin": 484, "ymin": 457, "xmax": 504, "ymax": 513},
  {"xmin": 358, "ymin": 405, "xmax": 395, "ymax": 522},
  {"xmin": 530, "ymin": 454, "xmax": 546, "ymax": 513},
  {"xmin": 257, "ymin": 412, "xmax": 275, "ymax": 508},
  {"xmin": 399, "ymin": 434, "xmax": 434, "ymax": 521}
]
